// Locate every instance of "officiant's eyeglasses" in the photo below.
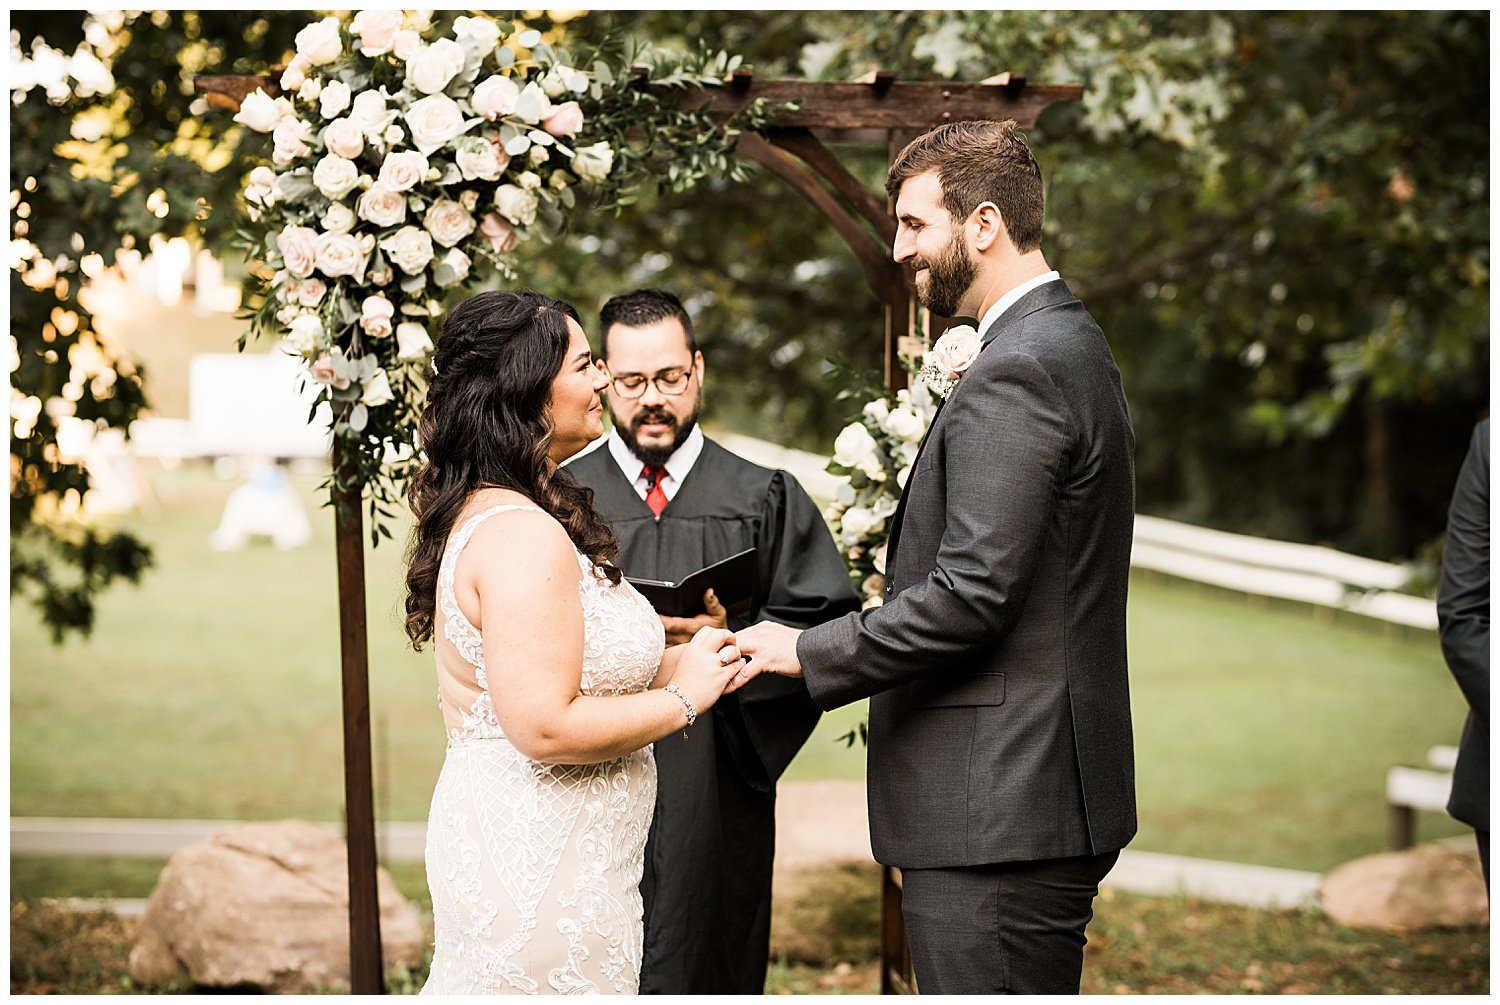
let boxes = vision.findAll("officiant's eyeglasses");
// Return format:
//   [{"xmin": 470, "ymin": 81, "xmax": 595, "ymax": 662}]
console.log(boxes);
[{"xmin": 606, "ymin": 366, "xmax": 694, "ymax": 399}]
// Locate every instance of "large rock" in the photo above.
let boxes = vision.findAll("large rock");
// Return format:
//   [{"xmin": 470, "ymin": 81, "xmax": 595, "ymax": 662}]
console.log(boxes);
[
  {"xmin": 1319, "ymin": 842, "xmax": 1489, "ymax": 932},
  {"xmin": 128, "ymin": 819, "xmax": 424, "ymax": 993}
]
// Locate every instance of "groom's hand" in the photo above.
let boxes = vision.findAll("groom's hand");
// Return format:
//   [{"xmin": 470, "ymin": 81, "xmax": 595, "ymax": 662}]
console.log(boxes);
[{"xmin": 729, "ymin": 621, "xmax": 804, "ymax": 692}]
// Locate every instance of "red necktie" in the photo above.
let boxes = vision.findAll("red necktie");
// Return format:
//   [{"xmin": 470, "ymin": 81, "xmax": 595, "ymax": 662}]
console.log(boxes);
[{"xmin": 642, "ymin": 465, "xmax": 668, "ymax": 518}]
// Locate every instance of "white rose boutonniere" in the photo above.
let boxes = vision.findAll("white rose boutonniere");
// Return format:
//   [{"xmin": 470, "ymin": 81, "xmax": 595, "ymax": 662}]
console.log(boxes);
[{"xmin": 918, "ymin": 324, "xmax": 982, "ymax": 400}]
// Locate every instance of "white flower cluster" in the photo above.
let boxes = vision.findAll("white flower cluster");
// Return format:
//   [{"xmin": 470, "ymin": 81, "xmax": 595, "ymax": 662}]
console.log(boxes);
[
  {"xmin": 237, "ymin": 11, "xmax": 617, "ymax": 428},
  {"xmin": 823, "ymin": 377, "xmax": 941, "ymax": 608}
]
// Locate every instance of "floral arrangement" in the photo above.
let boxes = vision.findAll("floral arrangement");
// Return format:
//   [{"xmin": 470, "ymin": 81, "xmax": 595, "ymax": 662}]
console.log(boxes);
[
  {"xmin": 234, "ymin": 11, "xmax": 782, "ymax": 533},
  {"xmin": 822, "ymin": 324, "xmax": 982, "ymax": 607}
]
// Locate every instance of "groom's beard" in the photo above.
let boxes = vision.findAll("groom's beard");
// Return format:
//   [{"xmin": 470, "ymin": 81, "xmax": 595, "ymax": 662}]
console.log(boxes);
[
  {"xmin": 913, "ymin": 230, "xmax": 977, "ymax": 319},
  {"xmin": 615, "ymin": 401, "xmax": 700, "ymax": 469}
]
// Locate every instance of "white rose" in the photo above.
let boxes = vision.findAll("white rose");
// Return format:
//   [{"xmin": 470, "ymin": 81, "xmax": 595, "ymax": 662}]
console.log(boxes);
[
  {"xmin": 315, "ymin": 231, "xmax": 366, "ymax": 280},
  {"xmin": 540, "ymin": 66, "xmax": 571, "ymax": 98},
  {"xmin": 383, "ymin": 123, "xmax": 404, "ymax": 146},
  {"xmin": 349, "ymin": 89, "xmax": 395, "ymax": 139},
  {"xmin": 873, "ymin": 542, "xmax": 888, "ymax": 575},
  {"xmin": 424, "ymin": 197, "xmax": 475, "ymax": 247},
  {"xmin": 862, "ymin": 398, "xmax": 890, "ymax": 423},
  {"xmin": 572, "ymin": 141, "xmax": 614, "ymax": 183},
  {"xmin": 404, "ymin": 93, "xmax": 468, "ymax": 155},
  {"xmin": 360, "ymin": 295, "xmax": 395, "ymax": 338},
  {"xmin": 470, "ymin": 75, "xmax": 520, "ymax": 120},
  {"xmin": 295, "ymin": 16, "xmax": 343, "ymax": 67},
  {"xmin": 244, "ymin": 165, "xmax": 279, "ymax": 207},
  {"xmin": 396, "ymin": 321, "xmax": 435, "ymax": 361},
  {"xmin": 392, "ymin": 28, "xmax": 421, "ymax": 60},
  {"xmin": 882, "ymin": 406, "xmax": 924, "ymax": 444},
  {"xmin": 361, "ymin": 368, "xmax": 394, "ymax": 406},
  {"xmin": 312, "ymin": 154, "xmax": 361, "ymax": 200},
  {"xmin": 285, "ymin": 313, "xmax": 326, "ymax": 355},
  {"xmin": 319, "ymin": 79, "xmax": 351, "ymax": 119},
  {"xmin": 407, "ymin": 38, "xmax": 466, "ymax": 95},
  {"xmin": 453, "ymin": 15, "xmax": 501, "ymax": 57},
  {"xmin": 378, "ymin": 150, "xmax": 428, "ymax": 192},
  {"xmin": 233, "ymin": 88, "xmax": 284, "ymax": 132},
  {"xmin": 840, "ymin": 506, "xmax": 881, "ymax": 543},
  {"xmin": 323, "ymin": 117, "xmax": 364, "ymax": 159},
  {"xmin": 271, "ymin": 117, "xmax": 313, "ymax": 165},
  {"xmin": 897, "ymin": 464, "xmax": 912, "ymax": 489},
  {"xmin": 833, "ymin": 421, "xmax": 880, "ymax": 469},
  {"xmin": 528, "ymin": 144, "xmax": 549, "ymax": 166},
  {"xmin": 380, "ymin": 225, "xmax": 435, "ymax": 275},
  {"xmin": 455, "ymin": 137, "xmax": 504, "ymax": 181},
  {"xmin": 357, "ymin": 182, "xmax": 408, "ymax": 227},
  {"xmin": 518, "ymin": 170, "xmax": 541, "ymax": 191},
  {"xmin": 350, "ymin": 9, "xmax": 403, "ymax": 56},
  {"xmin": 320, "ymin": 201, "xmax": 356, "ymax": 234},
  {"xmin": 297, "ymin": 76, "xmax": 321, "ymax": 104},
  {"xmin": 277, "ymin": 225, "xmax": 320, "ymax": 278},
  {"xmin": 279, "ymin": 60, "xmax": 306, "ymax": 93},
  {"xmin": 493, "ymin": 184, "xmax": 538, "ymax": 227}
]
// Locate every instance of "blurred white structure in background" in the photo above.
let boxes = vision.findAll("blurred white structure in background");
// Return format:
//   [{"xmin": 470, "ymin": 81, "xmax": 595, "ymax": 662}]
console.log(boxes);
[{"xmin": 210, "ymin": 460, "xmax": 313, "ymax": 551}]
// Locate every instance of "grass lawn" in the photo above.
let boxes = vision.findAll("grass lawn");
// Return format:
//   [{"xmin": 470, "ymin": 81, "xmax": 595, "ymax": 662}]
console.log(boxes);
[{"xmin": 12, "ymin": 462, "xmax": 1469, "ymax": 872}]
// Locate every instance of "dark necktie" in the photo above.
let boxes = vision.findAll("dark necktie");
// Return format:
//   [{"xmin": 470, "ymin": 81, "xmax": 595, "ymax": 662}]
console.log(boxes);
[{"xmin": 641, "ymin": 465, "xmax": 668, "ymax": 518}]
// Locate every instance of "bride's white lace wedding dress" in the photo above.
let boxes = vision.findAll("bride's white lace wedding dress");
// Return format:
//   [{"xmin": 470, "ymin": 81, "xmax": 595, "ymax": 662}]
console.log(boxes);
[{"xmin": 421, "ymin": 504, "xmax": 665, "ymax": 995}]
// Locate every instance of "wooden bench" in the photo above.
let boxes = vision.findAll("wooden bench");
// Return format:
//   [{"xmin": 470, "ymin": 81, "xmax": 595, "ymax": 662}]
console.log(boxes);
[{"xmin": 1386, "ymin": 746, "xmax": 1459, "ymax": 849}]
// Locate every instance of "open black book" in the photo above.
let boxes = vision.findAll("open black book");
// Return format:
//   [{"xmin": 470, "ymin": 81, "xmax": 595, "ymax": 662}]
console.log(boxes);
[{"xmin": 627, "ymin": 547, "xmax": 758, "ymax": 619}]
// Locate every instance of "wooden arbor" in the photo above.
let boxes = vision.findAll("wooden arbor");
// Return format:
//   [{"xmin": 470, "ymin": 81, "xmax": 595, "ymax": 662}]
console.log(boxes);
[{"xmin": 197, "ymin": 69, "xmax": 1080, "ymax": 995}]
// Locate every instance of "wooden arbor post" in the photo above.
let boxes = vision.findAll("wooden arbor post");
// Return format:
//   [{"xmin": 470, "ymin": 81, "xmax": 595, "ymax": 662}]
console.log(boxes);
[
  {"xmin": 197, "ymin": 64, "xmax": 1081, "ymax": 997},
  {"xmin": 680, "ymin": 70, "xmax": 1081, "ymax": 994},
  {"xmin": 195, "ymin": 77, "xmax": 385, "ymax": 995}
]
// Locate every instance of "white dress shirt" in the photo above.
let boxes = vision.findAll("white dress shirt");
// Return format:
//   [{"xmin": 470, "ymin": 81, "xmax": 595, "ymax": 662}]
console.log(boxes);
[
  {"xmin": 976, "ymin": 270, "xmax": 1061, "ymax": 340},
  {"xmin": 606, "ymin": 423, "xmax": 705, "ymax": 503}
]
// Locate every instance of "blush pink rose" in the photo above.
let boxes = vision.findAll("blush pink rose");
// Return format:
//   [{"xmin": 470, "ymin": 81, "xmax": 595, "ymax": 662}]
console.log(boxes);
[
  {"xmin": 932, "ymin": 324, "xmax": 981, "ymax": 378},
  {"xmin": 277, "ymin": 225, "xmax": 320, "ymax": 278},
  {"xmin": 471, "ymin": 75, "xmax": 520, "ymax": 120},
  {"xmin": 315, "ymin": 232, "xmax": 365, "ymax": 280},
  {"xmin": 478, "ymin": 213, "xmax": 518, "ymax": 254},
  {"xmin": 379, "ymin": 150, "xmax": 429, "ymax": 192},
  {"xmin": 541, "ymin": 100, "xmax": 584, "ymax": 138},
  {"xmin": 323, "ymin": 117, "xmax": 364, "ymax": 159},
  {"xmin": 271, "ymin": 117, "xmax": 312, "ymax": 165},
  {"xmin": 310, "ymin": 354, "xmax": 350, "ymax": 389},
  {"xmin": 350, "ymin": 9, "xmax": 403, "ymax": 56},
  {"xmin": 360, "ymin": 295, "xmax": 395, "ymax": 338},
  {"xmin": 424, "ymin": 197, "xmax": 476, "ymax": 247}
]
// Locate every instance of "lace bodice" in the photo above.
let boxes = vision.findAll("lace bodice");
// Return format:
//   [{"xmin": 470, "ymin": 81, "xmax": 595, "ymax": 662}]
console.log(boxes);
[
  {"xmin": 423, "ymin": 502, "xmax": 666, "ymax": 995},
  {"xmin": 434, "ymin": 503, "xmax": 665, "ymax": 742}
]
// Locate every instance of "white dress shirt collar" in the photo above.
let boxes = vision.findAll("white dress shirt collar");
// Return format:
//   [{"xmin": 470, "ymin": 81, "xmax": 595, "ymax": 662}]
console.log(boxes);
[
  {"xmin": 976, "ymin": 270, "xmax": 1061, "ymax": 341},
  {"xmin": 606, "ymin": 423, "xmax": 705, "ymax": 501}
]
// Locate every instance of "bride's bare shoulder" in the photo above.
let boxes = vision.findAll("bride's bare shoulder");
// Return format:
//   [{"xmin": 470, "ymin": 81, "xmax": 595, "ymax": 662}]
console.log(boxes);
[{"xmin": 457, "ymin": 488, "xmax": 570, "ymax": 555}]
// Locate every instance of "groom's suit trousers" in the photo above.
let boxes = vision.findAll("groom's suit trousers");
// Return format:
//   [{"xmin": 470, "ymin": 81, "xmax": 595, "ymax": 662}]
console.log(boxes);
[{"xmin": 900, "ymin": 850, "xmax": 1118, "ymax": 994}]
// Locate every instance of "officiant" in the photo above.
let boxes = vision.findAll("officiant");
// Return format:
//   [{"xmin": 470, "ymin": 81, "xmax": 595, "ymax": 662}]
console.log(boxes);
[{"xmin": 565, "ymin": 288, "xmax": 859, "ymax": 994}]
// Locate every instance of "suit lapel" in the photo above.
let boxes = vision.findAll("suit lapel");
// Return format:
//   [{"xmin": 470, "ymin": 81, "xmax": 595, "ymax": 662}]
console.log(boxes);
[{"xmin": 883, "ymin": 279, "xmax": 1078, "ymax": 568}]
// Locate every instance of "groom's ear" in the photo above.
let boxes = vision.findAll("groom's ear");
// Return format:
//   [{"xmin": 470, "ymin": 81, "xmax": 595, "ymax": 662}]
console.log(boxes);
[{"xmin": 970, "ymin": 200, "xmax": 1007, "ymax": 254}]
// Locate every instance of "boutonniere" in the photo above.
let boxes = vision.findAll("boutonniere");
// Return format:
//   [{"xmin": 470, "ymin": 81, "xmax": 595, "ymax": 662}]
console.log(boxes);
[{"xmin": 917, "ymin": 324, "xmax": 982, "ymax": 400}]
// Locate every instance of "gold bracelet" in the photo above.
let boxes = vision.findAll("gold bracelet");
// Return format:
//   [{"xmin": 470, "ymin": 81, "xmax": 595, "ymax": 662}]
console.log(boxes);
[{"xmin": 663, "ymin": 683, "xmax": 697, "ymax": 727}]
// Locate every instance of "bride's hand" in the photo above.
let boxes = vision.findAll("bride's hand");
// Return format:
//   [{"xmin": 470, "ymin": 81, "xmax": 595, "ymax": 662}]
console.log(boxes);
[{"xmin": 669, "ymin": 626, "xmax": 745, "ymax": 714}]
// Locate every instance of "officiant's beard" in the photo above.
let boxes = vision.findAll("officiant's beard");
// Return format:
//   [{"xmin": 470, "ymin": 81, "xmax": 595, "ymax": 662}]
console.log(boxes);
[
  {"xmin": 914, "ymin": 232, "xmax": 978, "ymax": 319},
  {"xmin": 616, "ymin": 402, "xmax": 700, "ymax": 468}
]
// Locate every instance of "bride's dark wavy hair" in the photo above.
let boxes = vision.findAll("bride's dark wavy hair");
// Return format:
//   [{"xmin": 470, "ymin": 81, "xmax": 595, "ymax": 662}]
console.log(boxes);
[{"xmin": 403, "ymin": 290, "xmax": 621, "ymax": 649}]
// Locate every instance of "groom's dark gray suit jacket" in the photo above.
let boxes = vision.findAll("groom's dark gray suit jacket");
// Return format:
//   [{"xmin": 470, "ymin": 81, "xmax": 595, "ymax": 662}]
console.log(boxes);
[{"xmin": 798, "ymin": 278, "xmax": 1137, "ymax": 868}]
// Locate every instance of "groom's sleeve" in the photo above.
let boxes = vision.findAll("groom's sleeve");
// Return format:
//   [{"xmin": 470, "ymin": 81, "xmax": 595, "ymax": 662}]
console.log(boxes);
[{"xmin": 796, "ymin": 346, "xmax": 1070, "ymax": 711}]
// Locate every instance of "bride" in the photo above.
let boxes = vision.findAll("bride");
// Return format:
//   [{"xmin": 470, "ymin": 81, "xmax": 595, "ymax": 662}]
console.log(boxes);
[{"xmin": 402, "ymin": 290, "xmax": 745, "ymax": 994}]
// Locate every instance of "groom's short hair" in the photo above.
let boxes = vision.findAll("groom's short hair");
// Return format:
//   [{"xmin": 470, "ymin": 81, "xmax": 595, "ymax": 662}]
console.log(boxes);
[
  {"xmin": 598, "ymin": 287, "xmax": 699, "ymax": 359},
  {"xmin": 886, "ymin": 119, "xmax": 1044, "ymax": 254}
]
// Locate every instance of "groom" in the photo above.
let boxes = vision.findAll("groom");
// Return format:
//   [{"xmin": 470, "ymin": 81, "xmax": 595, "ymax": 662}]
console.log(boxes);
[{"xmin": 736, "ymin": 119, "xmax": 1136, "ymax": 994}]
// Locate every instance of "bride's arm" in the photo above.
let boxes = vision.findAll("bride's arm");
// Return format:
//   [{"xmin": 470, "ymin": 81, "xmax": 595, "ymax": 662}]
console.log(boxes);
[{"xmin": 467, "ymin": 512, "xmax": 738, "ymax": 764}]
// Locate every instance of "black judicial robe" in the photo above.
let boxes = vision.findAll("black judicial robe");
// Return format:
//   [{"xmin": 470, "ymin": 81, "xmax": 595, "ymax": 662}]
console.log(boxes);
[{"xmin": 565, "ymin": 437, "xmax": 860, "ymax": 994}]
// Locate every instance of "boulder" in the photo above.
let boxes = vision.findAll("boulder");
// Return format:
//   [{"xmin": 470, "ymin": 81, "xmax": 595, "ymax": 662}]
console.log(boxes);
[
  {"xmin": 1318, "ymin": 842, "xmax": 1489, "ymax": 932},
  {"xmin": 128, "ymin": 819, "xmax": 424, "ymax": 993}
]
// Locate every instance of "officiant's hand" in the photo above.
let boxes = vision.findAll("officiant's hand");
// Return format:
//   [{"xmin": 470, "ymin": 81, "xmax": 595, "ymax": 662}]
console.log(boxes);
[
  {"xmin": 659, "ymin": 588, "xmax": 728, "ymax": 645},
  {"xmin": 728, "ymin": 621, "xmax": 804, "ymax": 692}
]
